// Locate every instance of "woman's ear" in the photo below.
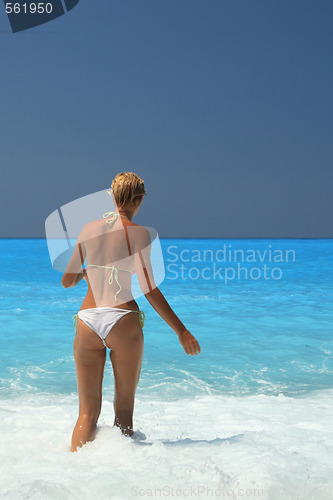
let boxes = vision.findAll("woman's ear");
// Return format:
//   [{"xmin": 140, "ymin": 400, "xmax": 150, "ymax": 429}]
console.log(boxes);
[{"xmin": 135, "ymin": 195, "xmax": 144, "ymax": 208}]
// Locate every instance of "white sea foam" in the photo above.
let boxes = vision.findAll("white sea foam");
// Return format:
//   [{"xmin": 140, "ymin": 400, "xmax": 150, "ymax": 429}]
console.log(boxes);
[{"xmin": 1, "ymin": 390, "xmax": 333, "ymax": 499}]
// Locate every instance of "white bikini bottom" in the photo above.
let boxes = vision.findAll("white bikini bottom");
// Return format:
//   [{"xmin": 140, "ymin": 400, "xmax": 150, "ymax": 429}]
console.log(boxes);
[{"xmin": 73, "ymin": 307, "xmax": 145, "ymax": 348}]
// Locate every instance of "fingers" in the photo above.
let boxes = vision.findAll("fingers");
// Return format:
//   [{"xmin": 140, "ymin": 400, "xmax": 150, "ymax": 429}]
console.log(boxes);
[
  {"xmin": 179, "ymin": 330, "xmax": 201, "ymax": 356},
  {"xmin": 183, "ymin": 343, "xmax": 191, "ymax": 355},
  {"xmin": 183, "ymin": 340, "xmax": 201, "ymax": 356}
]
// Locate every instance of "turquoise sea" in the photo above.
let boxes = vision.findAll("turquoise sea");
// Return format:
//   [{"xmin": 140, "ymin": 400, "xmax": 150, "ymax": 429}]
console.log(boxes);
[{"xmin": 1, "ymin": 238, "xmax": 333, "ymax": 499}]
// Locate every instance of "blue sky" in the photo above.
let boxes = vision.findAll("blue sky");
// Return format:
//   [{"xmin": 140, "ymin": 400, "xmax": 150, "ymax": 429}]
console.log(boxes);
[{"xmin": 0, "ymin": 0, "xmax": 332, "ymax": 237}]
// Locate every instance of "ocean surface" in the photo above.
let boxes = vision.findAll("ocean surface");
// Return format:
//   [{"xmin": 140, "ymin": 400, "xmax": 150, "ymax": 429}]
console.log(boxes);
[{"xmin": 0, "ymin": 238, "xmax": 333, "ymax": 499}]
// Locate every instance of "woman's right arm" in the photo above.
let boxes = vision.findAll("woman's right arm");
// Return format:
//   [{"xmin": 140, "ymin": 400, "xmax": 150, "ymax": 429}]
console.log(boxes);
[
  {"xmin": 134, "ymin": 227, "xmax": 201, "ymax": 356},
  {"xmin": 144, "ymin": 287, "xmax": 201, "ymax": 355}
]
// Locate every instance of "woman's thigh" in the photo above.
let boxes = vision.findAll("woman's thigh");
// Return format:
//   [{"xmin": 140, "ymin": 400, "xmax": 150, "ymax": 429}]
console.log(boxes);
[
  {"xmin": 74, "ymin": 318, "xmax": 106, "ymax": 415},
  {"xmin": 106, "ymin": 313, "xmax": 144, "ymax": 398}
]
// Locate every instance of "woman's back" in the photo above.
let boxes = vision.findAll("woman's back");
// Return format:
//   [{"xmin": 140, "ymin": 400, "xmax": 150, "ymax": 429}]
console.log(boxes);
[{"xmin": 83, "ymin": 216, "xmax": 139, "ymax": 307}]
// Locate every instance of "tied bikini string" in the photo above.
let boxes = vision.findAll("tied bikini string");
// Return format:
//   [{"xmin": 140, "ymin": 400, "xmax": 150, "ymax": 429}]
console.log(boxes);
[
  {"xmin": 103, "ymin": 211, "xmax": 130, "ymax": 224},
  {"xmin": 73, "ymin": 314, "xmax": 78, "ymax": 333}
]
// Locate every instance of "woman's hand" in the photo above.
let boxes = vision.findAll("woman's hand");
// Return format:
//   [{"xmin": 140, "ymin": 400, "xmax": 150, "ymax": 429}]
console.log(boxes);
[{"xmin": 178, "ymin": 329, "xmax": 201, "ymax": 356}]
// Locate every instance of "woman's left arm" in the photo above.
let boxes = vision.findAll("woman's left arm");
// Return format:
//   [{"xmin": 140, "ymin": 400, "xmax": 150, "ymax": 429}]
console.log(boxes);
[{"xmin": 61, "ymin": 227, "xmax": 87, "ymax": 288}]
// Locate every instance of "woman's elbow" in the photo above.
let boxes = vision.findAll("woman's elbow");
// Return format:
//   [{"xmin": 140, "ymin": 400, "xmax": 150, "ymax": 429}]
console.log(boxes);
[
  {"xmin": 61, "ymin": 276, "xmax": 71, "ymax": 288},
  {"xmin": 144, "ymin": 286, "xmax": 159, "ymax": 300}
]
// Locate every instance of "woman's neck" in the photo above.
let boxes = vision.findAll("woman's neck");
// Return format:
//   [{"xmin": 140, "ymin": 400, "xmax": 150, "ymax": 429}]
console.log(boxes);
[{"xmin": 117, "ymin": 209, "xmax": 133, "ymax": 221}]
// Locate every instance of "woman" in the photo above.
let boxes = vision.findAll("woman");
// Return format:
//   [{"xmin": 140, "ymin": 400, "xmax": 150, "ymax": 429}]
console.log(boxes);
[{"xmin": 61, "ymin": 172, "xmax": 201, "ymax": 452}]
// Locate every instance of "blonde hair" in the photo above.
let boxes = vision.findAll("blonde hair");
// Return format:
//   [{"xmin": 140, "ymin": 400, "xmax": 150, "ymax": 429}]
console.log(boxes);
[{"xmin": 111, "ymin": 172, "xmax": 146, "ymax": 208}]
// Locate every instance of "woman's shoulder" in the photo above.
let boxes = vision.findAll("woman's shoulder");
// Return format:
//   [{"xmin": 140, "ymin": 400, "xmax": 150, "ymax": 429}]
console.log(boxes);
[
  {"xmin": 78, "ymin": 219, "xmax": 105, "ymax": 240},
  {"xmin": 130, "ymin": 223, "xmax": 151, "ymax": 248},
  {"xmin": 131, "ymin": 222, "xmax": 150, "ymax": 236}
]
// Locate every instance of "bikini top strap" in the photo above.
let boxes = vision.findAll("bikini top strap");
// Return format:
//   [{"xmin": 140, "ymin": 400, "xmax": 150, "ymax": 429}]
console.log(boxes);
[
  {"xmin": 86, "ymin": 264, "xmax": 132, "ymax": 301},
  {"xmin": 87, "ymin": 264, "xmax": 132, "ymax": 273},
  {"xmin": 103, "ymin": 211, "xmax": 129, "ymax": 224}
]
